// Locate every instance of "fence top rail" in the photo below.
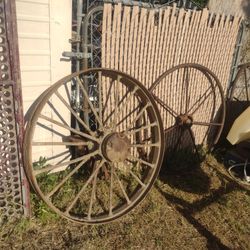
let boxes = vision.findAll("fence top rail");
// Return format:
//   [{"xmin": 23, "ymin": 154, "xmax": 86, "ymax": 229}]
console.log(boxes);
[{"xmin": 99, "ymin": 0, "xmax": 242, "ymax": 22}]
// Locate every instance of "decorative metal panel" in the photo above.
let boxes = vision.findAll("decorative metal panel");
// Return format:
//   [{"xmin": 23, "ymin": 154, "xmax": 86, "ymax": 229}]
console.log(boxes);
[{"xmin": 0, "ymin": 0, "xmax": 30, "ymax": 219}]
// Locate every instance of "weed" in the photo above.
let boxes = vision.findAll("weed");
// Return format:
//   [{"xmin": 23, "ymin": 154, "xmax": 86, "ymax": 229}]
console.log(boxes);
[{"xmin": 30, "ymin": 193, "xmax": 59, "ymax": 224}]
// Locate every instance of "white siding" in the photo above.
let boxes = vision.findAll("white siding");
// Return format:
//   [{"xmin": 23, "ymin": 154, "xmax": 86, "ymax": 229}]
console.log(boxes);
[{"xmin": 16, "ymin": 0, "xmax": 72, "ymax": 161}]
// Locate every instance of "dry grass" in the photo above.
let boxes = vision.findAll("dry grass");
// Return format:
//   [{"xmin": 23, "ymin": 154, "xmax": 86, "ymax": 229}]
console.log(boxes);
[{"xmin": 0, "ymin": 155, "xmax": 250, "ymax": 250}]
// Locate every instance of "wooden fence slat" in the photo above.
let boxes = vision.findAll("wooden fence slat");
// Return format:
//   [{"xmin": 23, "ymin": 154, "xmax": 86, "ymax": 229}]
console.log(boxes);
[
  {"xmin": 148, "ymin": 24, "xmax": 156, "ymax": 86},
  {"xmin": 135, "ymin": 8, "xmax": 144, "ymax": 81},
  {"xmin": 123, "ymin": 6, "xmax": 131, "ymax": 74},
  {"xmin": 138, "ymin": 8, "xmax": 148, "ymax": 83},
  {"xmin": 110, "ymin": 4, "xmax": 118, "ymax": 69},
  {"xmin": 157, "ymin": 8, "xmax": 171, "ymax": 128},
  {"xmin": 142, "ymin": 10, "xmax": 154, "ymax": 87},
  {"xmin": 114, "ymin": 3, "xmax": 122, "ymax": 70},
  {"xmin": 163, "ymin": 6, "xmax": 177, "ymax": 128},
  {"xmin": 131, "ymin": 6, "xmax": 139, "ymax": 79},
  {"xmin": 154, "ymin": 9, "xmax": 163, "ymax": 82}
]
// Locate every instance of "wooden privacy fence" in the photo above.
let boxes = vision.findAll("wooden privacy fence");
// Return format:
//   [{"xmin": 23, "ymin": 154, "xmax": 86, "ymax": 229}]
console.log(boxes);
[{"xmin": 101, "ymin": 3, "xmax": 241, "ymax": 145}]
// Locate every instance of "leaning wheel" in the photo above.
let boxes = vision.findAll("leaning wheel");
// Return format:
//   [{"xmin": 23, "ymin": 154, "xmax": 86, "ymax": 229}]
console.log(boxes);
[
  {"xmin": 149, "ymin": 63, "xmax": 225, "ymax": 169},
  {"xmin": 228, "ymin": 63, "xmax": 250, "ymax": 102},
  {"xmin": 24, "ymin": 68, "xmax": 164, "ymax": 224}
]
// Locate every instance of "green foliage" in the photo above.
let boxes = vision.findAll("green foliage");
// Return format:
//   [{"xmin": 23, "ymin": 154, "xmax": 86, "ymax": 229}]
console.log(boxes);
[
  {"xmin": 192, "ymin": 0, "xmax": 208, "ymax": 7},
  {"xmin": 33, "ymin": 156, "xmax": 47, "ymax": 170},
  {"xmin": 31, "ymin": 193, "xmax": 59, "ymax": 225},
  {"xmin": 13, "ymin": 218, "xmax": 31, "ymax": 233},
  {"xmin": 31, "ymin": 157, "xmax": 60, "ymax": 224}
]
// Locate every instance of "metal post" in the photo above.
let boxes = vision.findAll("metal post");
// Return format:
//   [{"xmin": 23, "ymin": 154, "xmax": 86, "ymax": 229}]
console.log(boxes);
[{"xmin": 227, "ymin": 22, "xmax": 245, "ymax": 97}]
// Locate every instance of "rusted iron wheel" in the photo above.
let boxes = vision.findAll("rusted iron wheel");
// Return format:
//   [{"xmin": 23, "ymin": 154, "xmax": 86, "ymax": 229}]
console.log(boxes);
[
  {"xmin": 24, "ymin": 68, "xmax": 164, "ymax": 224},
  {"xmin": 218, "ymin": 63, "xmax": 250, "ymax": 146},
  {"xmin": 149, "ymin": 63, "xmax": 226, "ymax": 169},
  {"xmin": 228, "ymin": 63, "xmax": 250, "ymax": 102}
]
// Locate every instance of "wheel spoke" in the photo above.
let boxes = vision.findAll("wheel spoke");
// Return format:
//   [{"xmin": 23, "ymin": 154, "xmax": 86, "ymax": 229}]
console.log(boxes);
[
  {"xmin": 87, "ymin": 162, "xmax": 99, "ymax": 219},
  {"xmin": 65, "ymin": 159, "xmax": 106, "ymax": 214},
  {"xmin": 34, "ymin": 150, "xmax": 99, "ymax": 176},
  {"xmin": 32, "ymin": 141, "xmax": 89, "ymax": 146},
  {"xmin": 188, "ymin": 86, "xmax": 214, "ymax": 115},
  {"xmin": 37, "ymin": 122, "xmax": 65, "ymax": 138},
  {"xmin": 47, "ymin": 100, "xmax": 69, "ymax": 126},
  {"xmin": 127, "ymin": 155, "xmax": 155, "ymax": 168},
  {"xmin": 180, "ymin": 69, "xmax": 185, "ymax": 114},
  {"xmin": 54, "ymin": 90, "xmax": 95, "ymax": 136},
  {"xmin": 109, "ymin": 162, "xmax": 114, "ymax": 216},
  {"xmin": 244, "ymin": 68, "xmax": 249, "ymax": 102},
  {"xmin": 77, "ymin": 77, "xmax": 103, "ymax": 128},
  {"xmin": 113, "ymin": 164, "xmax": 131, "ymax": 204},
  {"xmin": 102, "ymin": 79, "xmax": 114, "ymax": 119},
  {"xmin": 171, "ymin": 128, "xmax": 184, "ymax": 152},
  {"xmin": 187, "ymin": 128, "xmax": 201, "ymax": 161},
  {"xmin": 117, "ymin": 105, "xmax": 140, "ymax": 127},
  {"xmin": 125, "ymin": 122, "xmax": 157, "ymax": 136},
  {"xmin": 45, "ymin": 153, "xmax": 98, "ymax": 198},
  {"xmin": 130, "ymin": 143, "xmax": 160, "ymax": 148},
  {"xmin": 113, "ymin": 75, "xmax": 121, "ymax": 129},
  {"xmin": 63, "ymin": 83, "xmax": 71, "ymax": 103},
  {"xmin": 98, "ymin": 71, "xmax": 103, "ymax": 124},
  {"xmin": 164, "ymin": 124, "xmax": 178, "ymax": 133},
  {"xmin": 152, "ymin": 94, "xmax": 178, "ymax": 118},
  {"xmin": 129, "ymin": 165, "xmax": 146, "ymax": 188},
  {"xmin": 38, "ymin": 114, "xmax": 100, "ymax": 142},
  {"xmin": 193, "ymin": 121, "xmax": 222, "ymax": 127},
  {"xmin": 55, "ymin": 153, "xmax": 71, "ymax": 166},
  {"xmin": 125, "ymin": 104, "xmax": 150, "ymax": 132},
  {"xmin": 184, "ymin": 67, "xmax": 190, "ymax": 113},
  {"xmin": 32, "ymin": 150, "xmax": 70, "ymax": 166},
  {"xmin": 116, "ymin": 86, "xmax": 139, "ymax": 119},
  {"xmin": 103, "ymin": 89, "xmax": 131, "ymax": 125}
]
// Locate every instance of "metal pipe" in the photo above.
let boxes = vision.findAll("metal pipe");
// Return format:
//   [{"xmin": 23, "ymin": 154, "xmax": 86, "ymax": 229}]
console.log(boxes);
[
  {"xmin": 81, "ymin": 5, "xmax": 103, "ymax": 125},
  {"xmin": 75, "ymin": 0, "xmax": 83, "ymax": 115},
  {"xmin": 227, "ymin": 21, "xmax": 245, "ymax": 97},
  {"xmin": 103, "ymin": 0, "xmax": 161, "ymax": 9},
  {"xmin": 76, "ymin": 0, "xmax": 83, "ymax": 72},
  {"xmin": 81, "ymin": 5, "xmax": 104, "ymax": 71}
]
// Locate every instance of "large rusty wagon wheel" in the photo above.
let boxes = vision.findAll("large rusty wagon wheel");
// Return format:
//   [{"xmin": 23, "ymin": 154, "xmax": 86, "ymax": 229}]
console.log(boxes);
[
  {"xmin": 149, "ymin": 63, "xmax": 225, "ymax": 169},
  {"xmin": 24, "ymin": 68, "xmax": 164, "ymax": 224},
  {"xmin": 218, "ymin": 63, "xmax": 250, "ymax": 146},
  {"xmin": 228, "ymin": 63, "xmax": 250, "ymax": 102}
]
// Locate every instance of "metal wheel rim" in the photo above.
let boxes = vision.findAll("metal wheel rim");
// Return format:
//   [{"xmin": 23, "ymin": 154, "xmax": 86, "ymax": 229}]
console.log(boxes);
[
  {"xmin": 149, "ymin": 63, "xmax": 226, "ymax": 162},
  {"xmin": 24, "ymin": 68, "xmax": 165, "ymax": 224},
  {"xmin": 229, "ymin": 63, "xmax": 250, "ymax": 102}
]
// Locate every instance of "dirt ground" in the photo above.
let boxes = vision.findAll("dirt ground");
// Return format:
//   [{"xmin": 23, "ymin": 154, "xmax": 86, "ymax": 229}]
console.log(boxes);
[{"xmin": 0, "ymin": 155, "xmax": 249, "ymax": 250}]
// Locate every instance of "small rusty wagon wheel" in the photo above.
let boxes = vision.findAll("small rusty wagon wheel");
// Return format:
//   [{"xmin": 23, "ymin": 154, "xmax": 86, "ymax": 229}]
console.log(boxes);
[
  {"xmin": 149, "ymin": 63, "xmax": 225, "ymax": 169},
  {"xmin": 24, "ymin": 68, "xmax": 164, "ymax": 224},
  {"xmin": 228, "ymin": 63, "xmax": 250, "ymax": 102}
]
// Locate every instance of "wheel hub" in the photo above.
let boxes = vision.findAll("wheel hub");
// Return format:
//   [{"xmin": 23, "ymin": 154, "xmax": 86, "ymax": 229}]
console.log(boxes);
[
  {"xmin": 101, "ymin": 133, "xmax": 130, "ymax": 162},
  {"xmin": 176, "ymin": 114, "xmax": 193, "ymax": 128}
]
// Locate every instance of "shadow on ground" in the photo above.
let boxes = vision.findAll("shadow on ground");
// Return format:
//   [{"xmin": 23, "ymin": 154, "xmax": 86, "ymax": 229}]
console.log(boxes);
[{"xmin": 157, "ymin": 156, "xmax": 250, "ymax": 250}]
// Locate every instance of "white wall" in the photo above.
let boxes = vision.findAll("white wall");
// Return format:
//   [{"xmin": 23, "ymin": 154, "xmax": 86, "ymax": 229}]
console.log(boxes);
[
  {"xmin": 16, "ymin": 0, "xmax": 72, "ymax": 161},
  {"xmin": 16, "ymin": 0, "xmax": 72, "ymax": 113}
]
